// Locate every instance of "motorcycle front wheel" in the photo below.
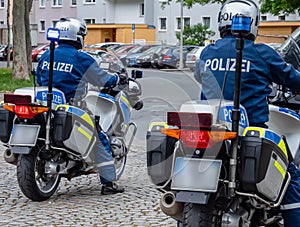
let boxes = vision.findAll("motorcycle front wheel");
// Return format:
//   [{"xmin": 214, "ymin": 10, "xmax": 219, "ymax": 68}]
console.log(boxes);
[{"xmin": 16, "ymin": 145, "xmax": 61, "ymax": 201}]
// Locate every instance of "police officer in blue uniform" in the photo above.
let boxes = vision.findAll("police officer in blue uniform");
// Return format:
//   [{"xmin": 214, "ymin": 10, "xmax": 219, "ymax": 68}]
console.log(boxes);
[
  {"xmin": 36, "ymin": 17, "xmax": 125, "ymax": 195},
  {"xmin": 195, "ymin": 0, "xmax": 300, "ymax": 225}
]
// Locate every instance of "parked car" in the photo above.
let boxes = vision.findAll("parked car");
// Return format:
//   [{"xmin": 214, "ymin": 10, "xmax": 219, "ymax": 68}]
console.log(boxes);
[
  {"xmin": 36, "ymin": 44, "xmax": 58, "ymax": 61},
  {"xmin": 32, "ymin": 44, "xmax": 49, "ymax": 62},
  {"xmin": 156, "ymin": 45, "xmax": 197, "ymax": 69},
  {"xmin": 185, "ymin": 46, "xmax": 205, "ymax": 71},
  {"xmin": 0, "ymin": 45, "xmax": 13, "ymax": 61},
  {"xmin": 125, "ymin": 45, "xmax": 158, "ymax": 67},
  {"xmin": 91, "ymin": 42, "xmax": 124, "ymax": 50},
  {"xmin": 151, "ymin": 45, "xmax": 171, "ymax": 69},
  {"xmin": 115, "ymin": 44, "xmax": 143, "ymax": 65},
  {"xmin": 135, "ymin": 45, "xmax": 163, "ymax": 68},
  {"xmin": 82, "ymin": 49, "xmax": 108, "ymax": 64}
]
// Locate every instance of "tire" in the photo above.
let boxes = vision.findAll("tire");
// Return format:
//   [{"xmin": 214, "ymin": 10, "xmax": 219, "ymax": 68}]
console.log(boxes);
[
  {"xmin": 183, "ymin": 202, "xmax": 218, "ymax": 227},
  {"xmin": 17, "ymin": 146, "xmax": 61, "ymax": 201}
]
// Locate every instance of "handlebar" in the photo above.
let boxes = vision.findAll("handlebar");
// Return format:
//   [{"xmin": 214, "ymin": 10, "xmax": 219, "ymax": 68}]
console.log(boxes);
[{"xmin": 268, "ymin": 84, "xmax": 300, "ymax": 112}]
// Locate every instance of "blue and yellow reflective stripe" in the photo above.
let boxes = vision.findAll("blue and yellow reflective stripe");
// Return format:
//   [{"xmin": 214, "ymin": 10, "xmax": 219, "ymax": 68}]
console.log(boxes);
[
  {"xmin": 242, "ymin": 127, "xmax": 264, "ymax": 136},
  {"xmin": 274, "ymin": 160, "xmax": 286, "ymax": 179},
  {"xmin": 243, "ymin": 127, "xmax": 288, "ymax": 158},
  {"xmin": 80, "ymin": 112, "xmax": 94, "ymax": 128},
  {"xmin": 121, "ymin": 95, "xmax": 132, "ymax": 110},
  {"xmin": 55, "ymin": 104, "xmax": 94, "ymax": 128},
  {"xmin": 77, "ymin": 127, "xmax": 92, "ymax": 141},
  {"xmin": 277, "ymin": 139, "xmax": 288, "ymax": 158},
  {"xmin": 148, "ymin": 122, "xmax": 169, "ymax": 131}
]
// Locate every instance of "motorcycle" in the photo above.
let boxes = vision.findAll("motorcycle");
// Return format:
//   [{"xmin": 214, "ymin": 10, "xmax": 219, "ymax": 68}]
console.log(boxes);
[
  {"xmin": 0, "ymin": 31, "xmax": 143, "ymax": 202},
  {"xmin": 146, "ymin": 16, "xmax": 300, "ymax": 226}
]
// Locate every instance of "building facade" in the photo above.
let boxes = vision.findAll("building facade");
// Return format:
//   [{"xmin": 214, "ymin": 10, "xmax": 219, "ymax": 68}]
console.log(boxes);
[{"xmin": 0, "ymin": 0, "xmax": 300, "ymax": 46}]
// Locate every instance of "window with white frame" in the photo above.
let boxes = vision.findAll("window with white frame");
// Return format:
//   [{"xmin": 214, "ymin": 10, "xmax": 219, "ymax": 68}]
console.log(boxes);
[
  {"xmin": 261, "ymin": 15, "xmax": 267, "ymax": 21},
  {"xmin": 278, "ymin": 15, "xmax": 285, "ymax": 20},
  {"xmin": 84, "ymin": 19, "xmax": 96, "ymax": 24},
  {"xmin": 52, "ymin": 21, "xmax": 59, "ymax": 28},
  {"xmin": 202, "ymin": 17, "xmax": 211, "ymax": 28},
  {"xmin": 71, "ymin": 0, "xmax": 77, "ymax": 6},
  {"xmin": 52, "ymin": 0, "xmax": 62, "ymax": 7},
  {"xmin": 159, "ymin": 17, "xmax": 167, "ymax": 31},
  {"xmin": 84, "ymin": 0, "xmax": 96, "ymax": 3},
  {"xmin": 176, "ymin": 17, "xmax": 190, "ymax": 30},
  {"xmin": 139, "ymin": 3, "xmax": 144, "ymax": 17},
  {"xmin": 40, "ymin": 0, "xmax": 46, "ymax": 7},
  {"xmin": 40, "ymin": 21, "xmax": 46, "ymax": 32},
  {"xmin": 0, "ymin": 0, "xmax": 4, "ymax": 8}
]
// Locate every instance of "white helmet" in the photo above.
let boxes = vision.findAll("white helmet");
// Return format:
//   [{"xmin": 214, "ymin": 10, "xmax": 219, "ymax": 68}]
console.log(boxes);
[
  {"xmin": 218, "ymin": 0, "xmax": 260, "ymax": 40},
  {"xmin": 55, "ymin": 17, "xmax": 87, "ymax": 48}
]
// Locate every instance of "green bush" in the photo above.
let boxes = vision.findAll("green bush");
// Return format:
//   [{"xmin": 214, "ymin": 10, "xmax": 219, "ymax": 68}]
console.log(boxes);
[{"xmin": 0, "ymin": 68, "xmax": 35, "ymax": 92}]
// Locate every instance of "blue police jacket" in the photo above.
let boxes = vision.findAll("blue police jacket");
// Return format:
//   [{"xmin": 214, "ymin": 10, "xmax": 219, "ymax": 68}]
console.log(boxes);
[
  {"xmin": 196, "ymin": 36, "xmax": 300, "ymax": 125},
  {"xmin": 36, "ymin": 43, "xmax": 118, "ymax": 102}
]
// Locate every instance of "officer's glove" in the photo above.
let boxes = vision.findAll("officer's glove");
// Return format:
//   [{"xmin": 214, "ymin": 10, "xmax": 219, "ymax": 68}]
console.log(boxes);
[{"xmin": 118, "ymin": 73, "xmax": 128, "ymax": 85}]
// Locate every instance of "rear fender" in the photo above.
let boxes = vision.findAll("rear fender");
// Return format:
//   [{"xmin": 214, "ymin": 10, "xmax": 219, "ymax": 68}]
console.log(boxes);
[
  {"xmin": 175, "ymin": 191, "xmax": 211, "ymax": 204},
  {"xmin": 11, "ymin": 146, "xmax": 32, "ymax": 154}
]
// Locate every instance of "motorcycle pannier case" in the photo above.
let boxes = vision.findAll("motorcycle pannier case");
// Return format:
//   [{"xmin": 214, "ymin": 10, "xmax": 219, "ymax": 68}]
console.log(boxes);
[
  {"xmin": 239, "ymin": 127, "xmax": 289, "ymax": 201},
  {"xmin": 52, "ymin": 105, "xmax": 98, "ymax": 161},
  {"xmin": 0, "ymin": 104, "xmax": 15, "ymax": 143},
  {"xmin": 146, "ymin": 122, "xmax": 177, "ymax": 186}
]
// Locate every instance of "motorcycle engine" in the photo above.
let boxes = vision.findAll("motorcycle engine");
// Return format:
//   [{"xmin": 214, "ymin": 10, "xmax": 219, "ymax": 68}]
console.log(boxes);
[{"xmin": 110, "ymin": 137, "xmax": 126, "ymax": 158}]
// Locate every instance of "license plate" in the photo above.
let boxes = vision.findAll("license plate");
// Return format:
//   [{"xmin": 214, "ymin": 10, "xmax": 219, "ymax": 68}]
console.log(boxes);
[
  {"xmin": 171, "ymin": 158, "xmax": 222, "ymax": 192},
  {"xmin": 9, "ymin": 124, "xmax": 40, "ymax": 146}
]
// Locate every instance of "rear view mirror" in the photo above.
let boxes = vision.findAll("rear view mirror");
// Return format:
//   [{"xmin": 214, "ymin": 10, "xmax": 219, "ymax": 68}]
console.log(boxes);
[{"xmin": 131, "ymin": 70, "xmax": 143, "ymax": 79}]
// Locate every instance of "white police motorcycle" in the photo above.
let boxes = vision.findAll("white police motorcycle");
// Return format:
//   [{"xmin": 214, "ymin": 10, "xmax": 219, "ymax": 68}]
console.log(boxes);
[
  {"xmin": 0, "ymin": 29, "xmax": 143, "ymax": 201},
  {"xmin": 147, "ymin": 16, "xmax": 300, "ymax": 226}
]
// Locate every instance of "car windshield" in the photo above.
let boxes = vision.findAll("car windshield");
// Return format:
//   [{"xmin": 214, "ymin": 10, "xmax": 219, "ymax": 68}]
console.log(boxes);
[
  {"xmin": 190, "ymin": 47, "xmax": 200, "ymax": 54},
  {"xmin": 142, "ymin": 46, "xmax": 158, "ymax": 54}
]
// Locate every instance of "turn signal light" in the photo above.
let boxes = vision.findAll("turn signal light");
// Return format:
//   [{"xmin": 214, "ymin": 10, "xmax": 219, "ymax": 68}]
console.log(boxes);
[{"xmin": 3, "ymin": 104, "xmax": 49, "ymax": 119}]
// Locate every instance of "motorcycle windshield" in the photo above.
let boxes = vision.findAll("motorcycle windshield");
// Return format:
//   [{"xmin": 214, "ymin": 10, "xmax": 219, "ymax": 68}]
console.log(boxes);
[
  {"xmin": 277, "ymin": 26, "xmax": 300, "ymax": 70},
  {"xmin": 98, "ymin": 49, "xmax": 126, "ymax": 74}
]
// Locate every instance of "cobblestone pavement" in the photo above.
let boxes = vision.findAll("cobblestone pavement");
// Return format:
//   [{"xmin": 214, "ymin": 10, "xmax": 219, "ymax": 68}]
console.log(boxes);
[{"xmin": 0, "ymin": 143, "xmax": 177, "ymax": 227}]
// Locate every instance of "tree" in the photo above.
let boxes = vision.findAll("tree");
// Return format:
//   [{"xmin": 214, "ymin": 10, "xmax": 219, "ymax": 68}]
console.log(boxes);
[
  {"xmin": 163, "ymin": 0, "xmax": 300, "ymax": 15},
  {"xmin": 176, "ymin": 23, "xmax": 215, "ymax": 46},
  {"xmin": 6, "ymin": 0, "xmax": 11, "ymax": 68},
  {"xmin": 259, "ymin": 0, "xmax": 300, "ymax": 15},
  {"xmin": 161, "ymin": 0, "xmax": 225, "ymax": 9},
  {"xmin": 12, "ymin": 0, "xmax": 33, "ymax": 80}
]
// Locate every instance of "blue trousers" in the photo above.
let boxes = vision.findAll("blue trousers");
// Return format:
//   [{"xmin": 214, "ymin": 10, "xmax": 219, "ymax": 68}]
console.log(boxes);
[
  {"xmin": 93, "ymin": 131, "xmax": 116, "ymax": 184},
  {"xmin": 281, "ymin": 162, "xmax": 300, "ymax": 226}
]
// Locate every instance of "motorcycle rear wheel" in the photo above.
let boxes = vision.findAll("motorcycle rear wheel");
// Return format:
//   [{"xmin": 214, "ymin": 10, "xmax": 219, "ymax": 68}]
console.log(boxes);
[
  {"xmin": 183, "ymin": 202, "xmax": 218, "ymax": 227},
  {"xmin": 17, "ymin": 146, "xmax": 61, "ymax": 201}
]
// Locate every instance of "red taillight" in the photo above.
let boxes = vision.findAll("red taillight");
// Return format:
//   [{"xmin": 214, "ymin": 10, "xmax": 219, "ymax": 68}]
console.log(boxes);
[
  {"xmin": 180, "ymin": 129, "xmax": 211, "ymax": 148},
  {"xmin": 163, "ymin": 55, "xmax": 171, "ymax": 60},
  {"xmin": 161, "ymin": 128, "xmax": 237, "ymax": 148},
  {"xmin": 3, "ymin": 104, "xmax": 49, "ymax": 119},
  {"xmin": 191, "ymin": 55, "xmax": 196, "ymax": 61}
]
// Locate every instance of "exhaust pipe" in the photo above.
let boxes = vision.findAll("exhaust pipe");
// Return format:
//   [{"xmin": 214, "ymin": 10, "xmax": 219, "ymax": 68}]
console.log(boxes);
[
  {"xmin": 45, "ymin": 161, "xmax": 61, "ymax": 175},
  {"xmin": 4, "ymin": 148, "xmax": 18, "ymax": 165},
  {"xmin": 160, "ymin": 191, "xmax": 184, "ymax": 221}
]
